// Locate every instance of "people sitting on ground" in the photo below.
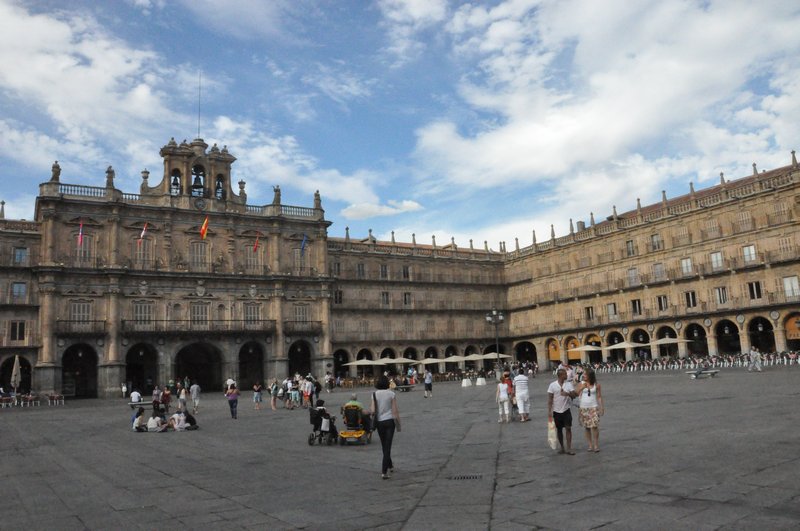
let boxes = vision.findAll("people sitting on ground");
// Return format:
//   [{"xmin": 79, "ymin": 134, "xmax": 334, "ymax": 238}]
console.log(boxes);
[
  {"xmin": 147, "ymin": 410, "xmax": 167, "ymax": 432},
  {"xmin": 166, "ymin": 411, "xmax": 187, "ymax": 431},
  {"xmin": 132, "ymin": 407, "xmax": 148, "ymax": 432},
  {"xmin": 183, "ymin": 411, "xmax": 199, "ymax": 430}
]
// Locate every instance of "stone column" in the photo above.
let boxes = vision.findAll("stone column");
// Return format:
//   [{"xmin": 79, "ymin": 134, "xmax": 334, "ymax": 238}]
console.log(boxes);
[
  {"xmin": 677, "ymin": 341, "xmax": 688, "ymax": 359},
  {"xmin": 269, "ymin": 233, "xmax": 280, "ymax": 274},
  {"xmin": 35, "ymin": 282, "xmax": 58, "ymax": 395},
  {"xmin": 108, "ymin": 212, "xmax": 120, "ymax": 267},
  {"xmin": 738, "ymin": 330, "xmax": 751, "ymax": 355},
  {"xmin": 624, "ymin": 346, "xmax": 634, "ymax": 362},
  {"xmin": 98, "ymin": 278, "xmax": 125, "ymax": 397},
  {"xmin": 773, "ymin": 327, "xmax": 788, "ymax": 352},
  {"xmin": 706, "ymin": 333, "xmax": 718, "ymax": 357},
  {"xmin": 272, "ymin": 291, "xmax": 286, "ymax": 378}
]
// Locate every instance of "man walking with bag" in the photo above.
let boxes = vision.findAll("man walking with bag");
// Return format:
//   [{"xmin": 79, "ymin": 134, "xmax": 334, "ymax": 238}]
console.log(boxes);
[{"xmin": 547, "ymin": 368, "xmax": 575, "ymax": 455}]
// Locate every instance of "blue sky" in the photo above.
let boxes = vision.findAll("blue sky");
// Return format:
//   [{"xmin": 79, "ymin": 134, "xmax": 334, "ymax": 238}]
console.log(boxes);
[{"xmin": 1, "ymin": 0, "xmax": 799, "ymax": 249}]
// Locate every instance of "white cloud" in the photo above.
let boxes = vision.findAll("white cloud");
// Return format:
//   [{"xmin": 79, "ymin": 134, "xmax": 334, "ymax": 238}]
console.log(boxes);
[
  {"xmin": 377, "ymin": 0, "xmax": 448, "ymax": 64},
  {"xmin": 175, "ymin": 0, "xmax": 300, "ymax": 42},
  {"xmin": 341, "ymin": 199, "xmax": 422, "ymax": 220},
  {"xmin": 301, "ymin": 63, "xmax": 376, "ymax": 107}
]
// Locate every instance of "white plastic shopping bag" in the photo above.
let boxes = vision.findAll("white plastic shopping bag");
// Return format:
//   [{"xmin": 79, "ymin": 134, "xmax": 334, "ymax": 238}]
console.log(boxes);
[{"xmin": 547, "ymin": 420, "xmax": 558, "ymax": 450}]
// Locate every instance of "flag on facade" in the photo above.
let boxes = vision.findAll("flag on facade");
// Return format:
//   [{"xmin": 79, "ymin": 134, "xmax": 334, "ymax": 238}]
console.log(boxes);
[
  {"xmin": 200, "ymin": 216, "xmax": 209, "ymax": 239},
  {"xmin": 77, "ymin": 221, "xmax": 84, "ymax": 247},
  {"xmin": 300, "ymin": 233, "xmax": 307, "ymax": 256},
  {"xmin": 138, "ymin": 222, "xmax": 148, "ymax": 246},
  {"xmin": 253, "ymin": 233, "xmax": 260, "ymax": 253}
]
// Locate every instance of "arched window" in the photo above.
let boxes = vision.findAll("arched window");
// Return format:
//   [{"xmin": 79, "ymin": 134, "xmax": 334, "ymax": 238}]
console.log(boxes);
[
  {"xmin": 170, "ymin": 169, "xmax": 182, "ymax": 196},
  {"xmin": 191, "ymin": 165, "xmax": 206, "ymax": 197},
  {"xmin": 215, "ymin": 174, "xmax": 225, "ymax": 200}
]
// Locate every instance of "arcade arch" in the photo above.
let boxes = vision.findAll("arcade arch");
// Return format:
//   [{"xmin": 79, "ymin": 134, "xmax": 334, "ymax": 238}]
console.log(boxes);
[
  {"xmin": 514, "ymin": 342, "xmax": 536, "ymax": 363},
  {"xmin": 785, "ymin": 313, "xmax": 800, "ymax": 351},
  {"xmin": 747, "ymin": 316, "xmax": 775, "ymax": 353},
  {"xmin": 715, "ymin": 319, "xmax": 741, "ymax": 355},
  {"xmin": 288, "ymin": 340, "xmax": 312, "ymax": 378},
  {"xmin": 238, "ymin": 341, "xmax": 264, "ymax": 390},
  {"xmin": 125, "ymin": 343, "xmax": 158, "ymax": 393},
  {"xmin": 62, "ymin": 344, "xmax": 98, "ymax": 398},
  {"xmin": 0, "ymin": 355, "xmax": 32, "ymax": 393},
  {"xmin": 175, "ymin": 343, "xmax": 222, "ymax": 391}
]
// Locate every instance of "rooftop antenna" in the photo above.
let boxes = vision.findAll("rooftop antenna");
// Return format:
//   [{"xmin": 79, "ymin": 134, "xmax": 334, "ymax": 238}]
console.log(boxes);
[{"xmin": 197, "ymin": 71, "xmax": 202, "ymax": 138}]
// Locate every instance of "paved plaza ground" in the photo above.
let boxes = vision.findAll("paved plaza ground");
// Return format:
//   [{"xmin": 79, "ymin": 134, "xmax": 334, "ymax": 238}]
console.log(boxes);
[{"xmin": 2, "ymin": 366, "xmax": 799, "ymax": 530}]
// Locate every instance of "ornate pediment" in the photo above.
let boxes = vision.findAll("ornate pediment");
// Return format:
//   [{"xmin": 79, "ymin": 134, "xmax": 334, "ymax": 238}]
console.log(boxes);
[{"xmin": 67, "ymin": 216, "xmax": 102, "ymax": 226}]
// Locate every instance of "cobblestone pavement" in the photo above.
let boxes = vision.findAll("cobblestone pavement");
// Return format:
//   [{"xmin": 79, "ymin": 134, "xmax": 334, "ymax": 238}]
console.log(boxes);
[{"xmin": 2, "ymin": 367, "xmax": 799, "ymax": 530}]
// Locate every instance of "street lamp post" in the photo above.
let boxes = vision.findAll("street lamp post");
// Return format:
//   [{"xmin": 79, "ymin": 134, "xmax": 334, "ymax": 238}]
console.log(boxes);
[{"xmin": 485, "ymin": 309, "xmax": 504, "ymax": 379}]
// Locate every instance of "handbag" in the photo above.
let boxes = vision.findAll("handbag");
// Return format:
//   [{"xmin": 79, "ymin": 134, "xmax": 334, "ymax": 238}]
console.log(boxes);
[{"xmin": 547, "ymin": 420, "xmax": 558, "ymax": 450}]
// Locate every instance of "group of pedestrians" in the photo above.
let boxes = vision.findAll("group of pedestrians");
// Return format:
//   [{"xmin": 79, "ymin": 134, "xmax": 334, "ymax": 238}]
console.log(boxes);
[{"xmin": 495, "ymin": 368, "xmax": 531, "ymax": 423}]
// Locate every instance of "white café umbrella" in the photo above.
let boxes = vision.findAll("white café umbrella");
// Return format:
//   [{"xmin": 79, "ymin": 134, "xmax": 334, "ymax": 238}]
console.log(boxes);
[
  {"xmin": 464, "ymin": 353, "xmax": 486, "ymax": 361},
  {"xmin": 483, "ymin": 352, "xmax": 512, "ymax": 359},
  {"xmin": 567, "ymin": 345, "xmax": 602, "ymax": 352},
  {"xmin": 651, "ymin": 337, "xmax": 692, "ymax": 345},
  {"xmin": 344, "ymin": 359, "xmax": 386, "ymax": 366},
  {"xmin": 10, "ymin": 355, "xmax": 22, "ymax": 393},
  {"xmin": 416, "ymin": 358, "xmax": 442, "ymax": 365},
  {"xmin": 388, "ymin": 357, "xmax": 417, "ymax": 364},
  {"xmin": 601, "ymin": 341, "xmax": 648, "ymax": 350},
  {"xmin": 443, "ymin": 355, "xmax": 466, "ymax": 363}
]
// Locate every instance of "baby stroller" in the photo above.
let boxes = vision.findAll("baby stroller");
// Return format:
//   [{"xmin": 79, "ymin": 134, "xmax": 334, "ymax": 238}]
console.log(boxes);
[
  {"xmin": 338, "ymin": 404, "xmax": 372, "ymax": 445},
  {"xmin": 308, "ymin": 401, "xmax": 337, "ymax": 446}
]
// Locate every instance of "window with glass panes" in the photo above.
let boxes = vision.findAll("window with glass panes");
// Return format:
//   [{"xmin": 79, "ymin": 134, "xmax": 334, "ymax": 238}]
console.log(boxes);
[
  {"xmin": 784, "ymin": 276, "xmax": 800, "ymax": 297},
  {"xmin": 631, "ymin": 299, "xmax": 642, "ymax": 316},
  {"xmin": 69, "ymin": 301, "xmax": 91, "ymax": 321},
  {"xmin": 653, "ymin": 262, "xmax": 666, "ymax": 281},
  {"xmin": 13, "ymin": 247, "xmax": 28, "ymax": 265},
  {"xmin": 710, "ymin": 251, "xmax": 723, "ymax": 270},
  {"xmin": 135, "ymin": 239, "xmax": 152, "ymax": 264},
  {"xmin": 402, "ymin": 265, "xmax": 410, "ymax": 280},
  {"xmin": 244, "ymin": 303, "xmax": 260, "ymax": 323},
  {"xmin": 742, "ymin": 244, "xmax": 756, "ymax": 263},
  {"xmin": 11, "ymin": 282, "xmax": 26, "ymax": 301},
  {"xmin": 334, "ymin": 290, "xmax": 343, "ymax": 304},
  {"xmin": 9, "ymin": 321, "xmax": 25, "ymax": 341},
  {"xmin": 190, "ymin": 242, "xmax": 207, "ymax": 269},
  {"xmin": 190, "ymin": 303, "xmax": 208, "ymax": 325},
  {"xmin": 294, "ymin": 305, "xmax": 308, "ymax": 322},
  {"xmin": 747, "ymin": 281, "xmax": 762, "ymax": 300},
  {"xmin": 334, "ymin": 320, "xmax": 344, "ymax": 333},
  {"xmin": 380, "ymin": 291, "xmax": 389, "ymax": 306},
  {"xmin": 244, "ymin": 246, "xmax": 261, "ymax": 271},
  {"xmin": 606, "ymin": 302, "xmax": 617, "ymax": 316},
  {"xmin": 403, "ymin": 292, "xmax": 412, "ymax": 306},
  {"xmin": 133, "ymin": 301, "xmax": 154, "ymax": 323},
  {"xmin": 656, "ymin": 295, "xmax": 668, "ymax": 311},
  {"xmin": 680, "ymin": 257, "xmax": 693, "ymax": 275},
  {"xmin": 76, "ymin": 233, "xmax": 92, "ymax": 262},
  {"xmin": 357, "ymin": 263, "xmax": 365, "ymax": 278},
  {"xmin": 684, "ymin": 291, "xmax": 697, "ymax": 308},
  {"xmin": 714, "ymin": 287, "xmax": 728, "ymax": 304},
  {"xmin": 380, "ymin": 264, "xmax": 388, "ymax": 279}
]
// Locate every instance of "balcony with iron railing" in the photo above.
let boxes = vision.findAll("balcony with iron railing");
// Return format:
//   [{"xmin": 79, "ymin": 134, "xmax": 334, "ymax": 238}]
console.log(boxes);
[
  {"xmin": 55, "ymin": 320, "xmax": 107, "ymax": 335},
  {"xmin": 0, "ymin": 294, "xmax": 38, "ymax": 306},
  {"xmin": 283, "ymin": 320, "xmax": 323, "ymax": 335},
  {"xmin": 120, "ymin": 319, "xmax": 277, "ymax": 335}
]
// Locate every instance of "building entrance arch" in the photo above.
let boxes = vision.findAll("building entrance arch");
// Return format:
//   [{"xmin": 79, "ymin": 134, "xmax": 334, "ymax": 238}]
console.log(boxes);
[
  {"xmin": 175, "ymin": 343, "xmax": 222, "ymax": 392},
  {"xmin": 585, "ymin": 334, "xmax": 602, "ymax": 363},
  {"xmin": 748, "ymin": 316, "xmax": 775, "ymax": 353},
  {"xmin": 606, "ymin": 332, "xmax": 625, "ymax": 362},
  {"xmin": 685, "ymin": 324, "xmax": 708, "ymax": 356},
  {"xmin": 125, "ymin": 343, "xmax": 159, "ymax": 393},
  {"xmin": 423, "ymin": 346, "xmax": 439, "ymax": 373},
  {"xmin": 62, "ymin": 344, "xmax": 98, "ymax": 398},
  {"xmin": 238, "ymin": 341, "xmax": 264, "ymax": 390},
  {"xmin": 444, "ymin": 346, "xmax": 460, "ymax": 373},
  {"xmin": 785, "ymin": 314, "xmax": 800, "ymax": 351},
  {"xmin": 631, "ymin": 329, "xmax": 651, "ymax": 360},
  {"xmin": 515, "ymin": 342, "xmax": 536, "ymax": 363},
  {"xmin": 333, "ymin": 349, "xmax": 349, "ymax": 378},
  {"xmin": 655, "ymin": 327, "xmax": 679, "ymax": 358},
  {"xmin": 0, "ymin": 355, "xmax": 32, "ymax": 393},
  {"xmin": 715, "ymin": 320, "xmax": 741, "ymax": 355},
  {"xmin": 288, "ymin": 340, "xmax": 312, "ymax": 378},
  {"xmin": 565, "ymin": 336, "xmax": 580, "ymax": 362}
]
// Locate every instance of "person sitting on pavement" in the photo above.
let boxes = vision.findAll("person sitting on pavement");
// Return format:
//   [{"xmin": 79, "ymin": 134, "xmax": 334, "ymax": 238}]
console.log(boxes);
[
  {"xmin": 183, "ymin": 411, "xmax": 199, "ymax": 430},
  {"xmin": 166, "ymin": 411, "xmax": 187, "ymax": 431},
  {"xmin": 147, "ymin": 410, "xmax": 167, "ymax": 432},
  {"xmin": 132, "ymin": 407, "xmax": 148, "ymax": 432}
]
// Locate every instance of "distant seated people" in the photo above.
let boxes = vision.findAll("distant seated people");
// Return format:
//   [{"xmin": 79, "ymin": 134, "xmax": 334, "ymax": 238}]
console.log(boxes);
[
  {"xmin": 147, "ymin": 410, "xmax": 167, "ymax": 432},
  {"xmin": 167, "ymin": 411, "xmax": 187, "ymax": 431},
  {"xmin": 183, "ymin": 411, "xmax": 199, "ymax": 430},
  {"xmin": 132, "ymin": 407, "xmax": 148, "ymax": 432}
]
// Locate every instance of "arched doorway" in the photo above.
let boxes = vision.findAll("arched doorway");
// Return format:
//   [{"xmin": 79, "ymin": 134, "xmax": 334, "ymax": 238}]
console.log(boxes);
[
  {"xmin": 125, "ymin": 343, "xmax": 158, "ymax": 393},
  {"xmin": 685, "ymin": 323, "xmax": 708, "ymax": 356},
  {"xmin": 380, "ymin": 348, "xmax": 398, "ymax": 375},
  {"xmin": 62, "ymin": 344, "xmax": 98, "ymax": 398},
  {"xmin": 333, "ymin": 349, "xmax": 349, "ymax": 378},
  {"xmin": 565, "ymin": 336, "xmax": 580, "ymax": 363},
  {"xmin": 631, "ymin": 329, "xmax": 651, "ymax": 360},
  {"xmin": 356, "ymin": 348, "xmax": 375, "ymax": 378},
  {"xmin": 606, "ymin": 331, "xmax": 625, "ymax": 362},
  {"xmin": 0, "ymin": 355, "xmax": 32, "ymax": 393},
  {"xmin": 238, "ymin": 341, "xmax": 264, "ymax": 390},
  {"xmin": 546, "ymin": 338, "xmax": 560, "ymax": 368},
  {"xmin": 175, "ymin": 343, "xmax": 222, "ymax": 392},
  {"xmin": 444, "ymin": 346, "xmax": 460, "ymax": 373},
  {"xmin": 515, "ymin": 342, "xmax": 536, "ymax": 363},
  {"xmin": 785, "ymin": 314, "xmax": 800, "ymax": 351},
  {"xmin": 288, "ymin": 340, "xmax": 312, "ymax": 378},
  {"xmin": 424, "ymin": 347, "xmax": 439, "ymax": 373},
  {"xmin": 748, "ymin": 317, "xmax": 775, "ymax": 353},
  {"xmin": 715, "ymin": 320, "xmax": 741, "ymax": 355},
  {"xmin": 655, "ymin": 327, "xmax": 679, "ymax": 358},
  {"xmin": 585, "ymin": 334, "xmax": 602, "ymax": 363}
]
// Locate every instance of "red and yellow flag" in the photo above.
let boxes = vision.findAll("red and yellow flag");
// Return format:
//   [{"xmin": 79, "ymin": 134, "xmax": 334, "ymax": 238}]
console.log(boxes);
[
  {"xmin": 253, "ymin": 234, "xmax": 260, "ymax": 253},
  {"xmin": 137, "ymin": 222, "xmax": 148, "ymax": 246},
  {"xmin": 200, "ymin": 216, "xmax": 209, "ymax": 239}
]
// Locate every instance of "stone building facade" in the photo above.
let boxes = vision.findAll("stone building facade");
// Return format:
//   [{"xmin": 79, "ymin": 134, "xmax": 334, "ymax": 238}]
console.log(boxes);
[{"xmin": 0, "ymin": 139, "xmax": 798, "ymax": 397}]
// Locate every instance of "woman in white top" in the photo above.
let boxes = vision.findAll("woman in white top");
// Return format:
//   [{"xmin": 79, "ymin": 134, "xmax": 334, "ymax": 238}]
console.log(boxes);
[
  {"xmin": 574, "ymin": 369, "xmax": 604, "ymax": 452},
  {"xmin": 371, "ymin": 375, "xmax": 401, "ymax": 479},
  {"xmin": 496, "ymin": 378, "xmax": 511, "ymax": 423}
]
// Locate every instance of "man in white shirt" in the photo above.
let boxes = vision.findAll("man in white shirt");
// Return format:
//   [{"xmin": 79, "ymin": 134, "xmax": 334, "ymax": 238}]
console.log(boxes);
[
  {"xmin": 512, "ymin": 371, "xmax": 530, "ymax": 422},
  {"xmin": 547, "ymin": 368, "xmax": 576, "ymax": 454},
  {"xmin": 189, "ymin": 382, "xmax": 201, "ymax": 414},
  {"xmin": 129, "ymin": 389, "xmax": 142, "ymax": 404}
]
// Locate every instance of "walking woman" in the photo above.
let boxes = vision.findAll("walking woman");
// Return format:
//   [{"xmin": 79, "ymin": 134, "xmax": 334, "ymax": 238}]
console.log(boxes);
[
  {"xmin": 574, "ymin": 369, "xmax": 604, "ymax": 452},
  {"xmin": 371, "ymin": 375, "xmax": 402, "ymax": 479},
  {"xmin": 225, "ymin": 384, "xmax": 240, "ymax": 419}
]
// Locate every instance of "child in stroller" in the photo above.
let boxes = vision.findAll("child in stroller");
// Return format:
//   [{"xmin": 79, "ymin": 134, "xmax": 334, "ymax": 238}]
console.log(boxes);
[{"xmin": 308, "ymin": 399, "xmax": 337, "ymax": 445}]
